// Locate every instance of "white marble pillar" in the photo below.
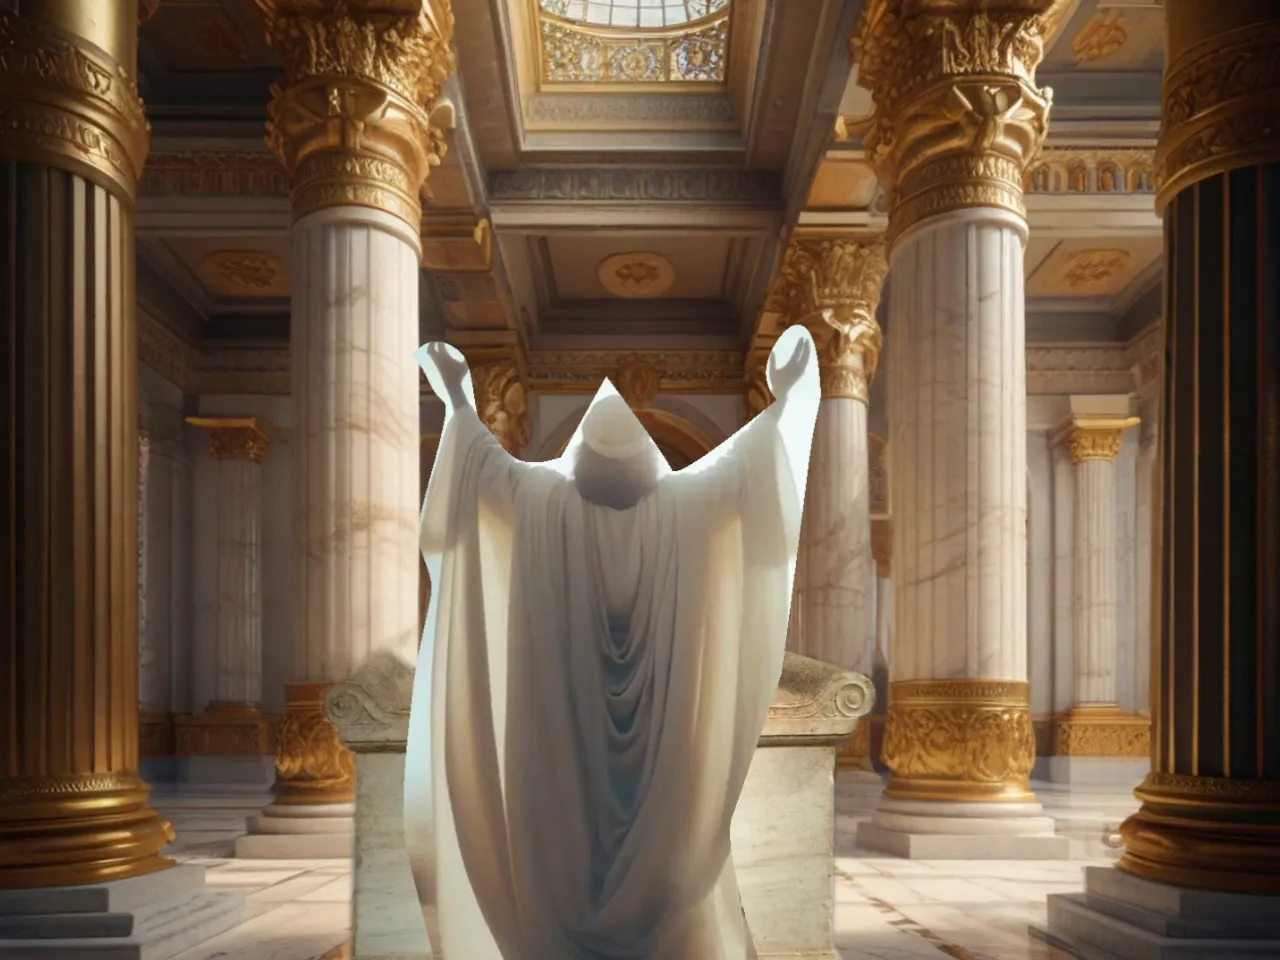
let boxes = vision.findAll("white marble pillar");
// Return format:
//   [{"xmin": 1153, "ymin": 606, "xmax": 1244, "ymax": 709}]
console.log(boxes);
[
  {"xmin": 775, "ymin": 235, "xmax": 887, "ymax": 769},
  {"xmin": 138, "ymin": 429, "xmax": 154, "ymax": 705},
  {"xmin": 1132, "ymin": 414, "xmax": 1158, "ymax": 718},
  {"xmin": 1048, "ymin": 411, "xmax": 1149, "ymax": 785}
]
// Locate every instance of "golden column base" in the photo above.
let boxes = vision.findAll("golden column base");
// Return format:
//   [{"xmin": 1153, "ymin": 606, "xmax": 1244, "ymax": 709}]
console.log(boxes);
[
  {"xmin": 1118, "ymin": 773, "xmax": 1280, "ymax": 896},
  {"xmin": 836, "ymin": 720, "xmax": 873, "ymax": 771},
  {"xmin": 139, "ymin": 709, "xmax": 175, "ymax": 758},
  {"xmin": 1052, "ymin": 706, "xmax": 1151, "ymax": 758},
  {"xmin": 173, "ymin": 704, "xmax": 280, "ymax": 757},
  {"xmin": 881, "ymin": 680, "xmax": 1036, "ymax": 803},
  {"xmin": 0, "ymin": 772, "xmax": 175, "ymax": 890},
  {"xmin": 273, "ymin": 682, "xmax": 356, "ymax": 806}
]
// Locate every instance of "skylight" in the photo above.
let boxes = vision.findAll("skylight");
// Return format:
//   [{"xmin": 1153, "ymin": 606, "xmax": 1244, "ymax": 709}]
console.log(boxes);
[{"xmin": 541, "ymin": 0, "xmax": 729, "ymax": 29}]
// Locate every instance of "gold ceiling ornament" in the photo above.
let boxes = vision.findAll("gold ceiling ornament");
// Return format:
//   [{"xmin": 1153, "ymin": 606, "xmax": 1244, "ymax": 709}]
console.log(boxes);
[
  {"xmin": 596, "ymin": 251, "xmax": 678, "ymax": 299},
  {"xmin": 1070, "ymin": 9, "xmax": 1129, "ymax": 64},
  {"xmin": 470, "ymin": 357, "xmax": 531, "ymax": 454},
  {"xmin": 1155, "ymin": 7, "xmax": 1280, "ymax": 213},
  {"xmin": 615, "ymin": 357, "xmax": 661, "ymax": 408},
  {"xmin": 201, "ymin": 249, "xmax": 287, "ymax": 294},
  {"xmin": 881, "ymin": 679, "xmax": 1037, "ymax": 803},
  {"xmin": 1055, "ymin": 416, "xmax": 1140, "ymax": 463},
  {"xmin": 256, "ymin": 0, "xmax": 456, "ymax": 230},
  {"xmin": 852, "ymin": 0, "xmax": 1068, "ymax": 246},
  {"xmin": 0, "ymin": 9, "xmax": 150, "ymax": 205},
  {"xmin": 1061, "ymin": 247, "xmax": 1132, "ymax": 292},
  {"xmin": 185, "ymin": 416, "xmax": 272, "ymax": 463},
  {"xmin": 274, "ymin": 682, "xmax": 356, "ymax": 805},
  {"xmin": 1118, "ymin": 772, "xmax": 1280, "ymax": 895},
  {"xmin": 197, "ymin": 13, "xmax": 251, "ymax": 64},
  {"xmin": 775, "ymin": 236, "xmax": 887, "ymax": 402}
]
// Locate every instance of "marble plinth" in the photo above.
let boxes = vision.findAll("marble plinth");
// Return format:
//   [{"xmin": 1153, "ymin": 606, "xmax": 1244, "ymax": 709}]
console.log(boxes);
[
  {"xmin": 1034, "ymin": 865, "xmax": 1280, "ymax": 960},
  {"xmin": 734, "ymin": 653, "xmax": 874, "ymax": 958},
  {"xmin": 858, "ymin": 795, "xmax": 1070, "ymax": 860},
  {"xmin": 324, "ymin": 653, "xmax": 431, "ymax": 960},
  {"xmin": 0, "ymin": 865, "xmax": 243, "ymax": 960},
  {"xmin": 1047, "ymin": 757, "xmax": 1150, "ymax": 787},
  {"xmin": 233, "ymin": 803, "xmax": 355, "ymax": 860}
]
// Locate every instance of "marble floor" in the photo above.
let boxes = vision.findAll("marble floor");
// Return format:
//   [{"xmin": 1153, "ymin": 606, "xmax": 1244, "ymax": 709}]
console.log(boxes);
[{"xmin": 153, "ymin": 774, "xmax": 1141, "ymax": 960}]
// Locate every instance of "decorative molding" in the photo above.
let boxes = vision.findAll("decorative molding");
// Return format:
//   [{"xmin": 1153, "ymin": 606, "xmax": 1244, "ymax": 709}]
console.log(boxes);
[
  {"xmin": 201, "ymin": 250, "xmax": 288, "ymax": 296},
  {"xmin": 527, "ymin": 349, "xmax": 745, "ymax": 393},
  {"xmin": 596, "ymin": 251, "xmax": 677, "ymax": 299},
  {"xmin": 173, "ymin": 707, "xmax": 279, "ymax": 756},
  {"xmin": 1052, "ymin": 708, "xmax": 1150, "ymax": 757},
  {"xmin": 525, "ymin": 92, "xmax": 736, "ymax": 124},
  {"xmin": 537, "ymin": 9, "xmax": 729, "ymax": 85},
  {"xmin": 489, "ymin": 167, "xmax": 779, "ymax": 203},
  {"xmin": 325, "ymin": 651, "xmax": 415, "ymax": 753},
  {"xmin": 1025, "ymin": 147, "xmax": 1156, "ymax": 194},
  {"xmin": 762, "ymin": 652, "xmax": 874, "ymax": 747},
  {"xmin": 1025, "ymin": 343, "xmax": 1133, "ymax": 395},
  {"xmin": 185, "ymin": 416, "xmax": 272, "ymax": 462},
  {"xmin": 1062, "ymin": 249, "xmax": 1133, "ymax": 293},
  {"xmin": 140, "ymin": 151, "xmax": 288, "ymax": 197},
  {"xmin": 1055, "ymin": 416, "xmax": 1141, "ymax": 463},
  {"xmin": 1070, "ymin": 10, "xmax": 1129, "ymax": 64},
  {"xmin": 614, "ymin": 357, "xmax": 661, "ymax": 408}
]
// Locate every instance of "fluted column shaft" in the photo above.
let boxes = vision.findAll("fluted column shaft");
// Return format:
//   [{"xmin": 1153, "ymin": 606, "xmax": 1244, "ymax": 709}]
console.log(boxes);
[
  {"xmin": 0, "ymin": 0, "xmax": 170, "ymax": 889},
  {"xmin": 1117, "ymin": 0, "xmax": 1280, "ymax": 895},
  {"xmin": 1073, "ymin": 457, "xmax": 1117, "ymax": 704}
]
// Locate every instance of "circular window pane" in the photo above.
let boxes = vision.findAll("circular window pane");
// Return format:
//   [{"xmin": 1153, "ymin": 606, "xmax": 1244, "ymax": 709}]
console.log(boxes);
[{"xmin": 542, "ymin": 0, "xmax": 729, "ymax": 29}]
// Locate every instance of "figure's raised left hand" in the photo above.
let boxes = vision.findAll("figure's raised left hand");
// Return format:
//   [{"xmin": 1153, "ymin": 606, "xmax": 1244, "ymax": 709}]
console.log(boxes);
[
  {"xmin": 414, "ymin": 341, "xmax": 473, "ymax": 410},
  {"xmin": 767, "ymin": 326, "xmax": 815, "ymax": 403}
]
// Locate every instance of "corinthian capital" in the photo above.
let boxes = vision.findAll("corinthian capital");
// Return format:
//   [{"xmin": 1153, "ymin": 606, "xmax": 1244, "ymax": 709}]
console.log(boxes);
[
  {"xmin": 468, "ymin": 354, "xmax": 530, "ymax": 455},
  {"xmin": 257, "ymin": 0, "xmax": 455, "ymax": 230},
  {"xmin": 853, "ymin": 0, "xmax": 1071, "ymax": 244},
  {"xmin": 776, "ymin": 236, "xmax": 888, "ymax": 402}
]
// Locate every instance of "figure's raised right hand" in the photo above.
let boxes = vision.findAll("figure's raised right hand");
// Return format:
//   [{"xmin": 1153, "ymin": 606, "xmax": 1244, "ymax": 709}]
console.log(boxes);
[{"xmin": 413, "ymin": 341, "xmax": 473, "ymax": 411}]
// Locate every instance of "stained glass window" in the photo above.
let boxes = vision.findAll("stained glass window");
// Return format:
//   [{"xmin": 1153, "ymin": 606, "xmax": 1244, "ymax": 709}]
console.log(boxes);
[{"xmin": 538, "ymin": 0, "xmax": 731, "ymax": 84}]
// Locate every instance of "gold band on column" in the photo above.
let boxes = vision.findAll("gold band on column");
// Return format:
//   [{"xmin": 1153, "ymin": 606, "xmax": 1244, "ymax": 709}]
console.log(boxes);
[
  {"xmin": 881, "ymin": 680, "xmax": 1036, "ymax": 802},
  {"xmin": 773, "ymin": 234, "xmax": 887, "ymax": 402},
  {"xmin": 256, "ymin": 0, "xmax": 456, "ymax": 231},
  {"xmin": 274, "ymin": 682, "xmax": 356, "ymax": 806}
]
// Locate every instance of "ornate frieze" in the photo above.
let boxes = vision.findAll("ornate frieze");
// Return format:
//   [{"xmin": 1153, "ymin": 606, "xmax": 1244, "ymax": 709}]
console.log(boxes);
[
  {"xmin": 256, "ymin": 0, "xmax": 455, "ymax": 228},
  {"xmin": 140, "ymin": 151, "xmax": 288, "ymax": 197},
  {"xmin": 1052, "ymin": 708, "xmax": 1150, "ymax": 758},
  {"xmin": 0, "ymin": 8, "xmax": 150, "ymax": 203},
  {"xmin": 489, "ymin": 167, "xmax": 779, "ymax": 203},
  {"xmin": 853, "ymin": 0, "xmax": 1069, "ymax": 243},
  {"xmin": 773, "ymin": 236, "xmax": 887, "ymax": 402},
  {"xmin": 527, "ymin": 349, "xmax": 745, "ymax": 393},
  {"xmin": 1025, "ymin": 147, "xmax": 1156, "ymax": 194}
]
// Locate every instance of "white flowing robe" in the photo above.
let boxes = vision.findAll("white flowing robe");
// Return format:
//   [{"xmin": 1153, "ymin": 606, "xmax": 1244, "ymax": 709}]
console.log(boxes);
[{"xmin": 405, "ymin": 336, "xmax": 819, "ymax": 959}]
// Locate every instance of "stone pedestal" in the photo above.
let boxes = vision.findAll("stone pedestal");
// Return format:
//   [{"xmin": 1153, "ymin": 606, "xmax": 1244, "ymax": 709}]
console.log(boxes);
[
  {"xmin": 325, "ymin": 653, "xmax": 431, "ymax": 960},
  {"xmin": 734, "ymin": 653, "xmax": 875, "ymax": 959}
]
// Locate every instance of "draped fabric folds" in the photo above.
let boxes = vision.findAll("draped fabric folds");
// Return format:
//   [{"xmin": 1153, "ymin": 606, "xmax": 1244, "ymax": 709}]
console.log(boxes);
[{"xmin": 404, "ymin": 332, "xmax": 820, "ymax": 959}]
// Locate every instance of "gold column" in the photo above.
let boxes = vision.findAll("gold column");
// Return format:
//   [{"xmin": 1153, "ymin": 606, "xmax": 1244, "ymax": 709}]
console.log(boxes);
[
  {"xmin": 854, "ymin": 0, "xmax": 1067, "ymax": 809},
  {"xmin": 773, "ymin": 234, "xmax": 887, "ymax": 770},
  {"xmin": 1117, "ymin": 0, "xmax": 1280, "ymax": 896},
  {"xmin": 257, "ymin": 0, "xmax": 454, "ymax": 813},
  {"xmin": 0, "ymin": 0, "xmax": 172, "ymax": 889}
]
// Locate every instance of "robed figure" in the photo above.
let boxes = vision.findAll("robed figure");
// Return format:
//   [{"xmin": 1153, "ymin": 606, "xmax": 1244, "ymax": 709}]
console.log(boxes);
[{"xmin": 404, "ymin": 326, "xmax": 821, "ymax": 959}]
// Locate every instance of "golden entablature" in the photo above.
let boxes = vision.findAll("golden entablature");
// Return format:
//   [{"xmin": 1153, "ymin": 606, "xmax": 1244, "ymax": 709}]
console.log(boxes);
[
  {"xmin": 1024, "ymin": 147, "xmax": 1156, "ymax": 194},
  {"xmin": 536, "ymin": 0, "xmax": 730, "ymax": 85}
]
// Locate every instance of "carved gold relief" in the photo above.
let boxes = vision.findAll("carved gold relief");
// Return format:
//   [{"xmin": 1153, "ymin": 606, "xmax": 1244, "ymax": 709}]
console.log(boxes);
[
  {"xmin": 530, "ymin": 349, "xmax": 744, "ymax": 394},
  {"xmin": 881, "ymin": 679, "xmax": 1036, "ymax": 802},
  {"xmin": 275, "ymin": 681, "xmax": 356, "ymax": 805},
  {"xmin": 1055, "ymin": 416, "xmax": 1140, "ymax": 463},
  {"xmin": 853, "ymin": 0, "xmax": 1066, "ymax": 243},
  {"xmin": 201, "ymin": 249, "xmax": 288, "ymax": 295},
  {"xmin": 1025, "ymin": 148, "xmax": 1155, "ymax": 194},
  {"xmin": 615, "ymin": 357, "xmax": 661, "ymax": 408},
  {"xmin": 1062, "ymin": 248, "xmax": 1132, "ymax": 293},
  {"xmin": 1156, "ymin": 12, "xmax": 1280, "ymax": 209},
  {"xmin": 1070, "ymin": 10, "xmax": 1129, "ymax": 64},
  {"xmin": 538, "ymin": 8, "xmax": 729, "ymax": 85},
  {"xmin": 470, "ymin": 356, "xmax": 531, "ymax": 454},
  {"xmin": 596, "ymin": 251, "xmax": 677, "ymax": 299},
  {"xmin": 141, "ymin": 150, "xmax": 288, "ymax": 197},
  {"xmin": 0, "ymin": 10, "xmax": 150, "ymax": 204},
  {"xmin": 186, "ymin": 416, "xmax": 271, "ymax": 462},
  {"xmin": 774, "ymin": 237, "xmax": 887, "ymax": 401},
  {"xmin": 257, "ymin": 0, "xmax": 455, "ymax": 228},
  {"xmin": 1052, "ymin": 707, "xmax": 1150, "ymax": 757},
  {"xmin": 174, "ymin": 705, "xmax": 279, "ymax": 757}
]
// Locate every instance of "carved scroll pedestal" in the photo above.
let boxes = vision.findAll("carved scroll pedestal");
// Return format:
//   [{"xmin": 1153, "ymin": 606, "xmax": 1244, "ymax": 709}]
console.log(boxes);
[
  {"xmin": 734, "ymin": 653, "xmax": 875, "ymax": 959},
  {"xmin": 325, "ymin": 654, "xmax": 431, "ymax": 960}
]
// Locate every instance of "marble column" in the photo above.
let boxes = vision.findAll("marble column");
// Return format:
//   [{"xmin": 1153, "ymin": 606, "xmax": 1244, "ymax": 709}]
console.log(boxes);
[
  {"xmin": 1131, "ymin": 346, "xmax": 1162, "ymax": 723},
  {"xmin": 235, "ymin": 0, "xmax": 455, "ymax": 861},
  {"xmin": 0, "ymin": 0, "xmax": 242, "ymax": 952},
  {"xmin": 1048, "ymin": 407, "xmax": 1150, "ymax": 785},
  {"xmin": 853, "ymin": 0, "xmax": 1069, "ymax": 859},
  {"xmin": 776, "ymin": 234, "xmax": 887, "ymax": 770},
  {"xmin": 174, "ymin": 419, "xmax": 276, "ymax": 770},
  {"xmin": 1042, "ymin": 4, "xmax": 1280, "ymax": 952}
]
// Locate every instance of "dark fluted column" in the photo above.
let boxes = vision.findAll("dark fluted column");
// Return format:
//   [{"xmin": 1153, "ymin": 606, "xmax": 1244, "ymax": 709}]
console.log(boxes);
[
  {"xmin": 1116, "ymin": 0, "xmax": 1280, "ymax": 896},
  {"xmin": 0, "ymin": 0, "xmax": 172, "ymax": 888}
]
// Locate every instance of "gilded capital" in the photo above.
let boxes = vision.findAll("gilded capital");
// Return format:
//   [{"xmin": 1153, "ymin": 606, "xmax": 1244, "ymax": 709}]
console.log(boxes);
[
  {"xmin": 186, "ymin": 416, "xmax": 271, "ymax": 462},
  {"xmin": 470, "ymin": 357, "xmax": 530, "ymax": 455},
  {"xmin": 1055, "ymin": 417, "xmax": 1140, "ymax": 464},
  {"xmin": 776, "ymin": 237, "xmax": 887, "ymax": 402},
  {"xmin": 0, "ymin": 8, "xmax": 150, "ymax": 204},
  {"xmin": 853, "ymin": 0, "xmax": 1070, "ymax": 244},
  {"xmin": 256, "ymin": 0, "xmax": 456, "ymax": 230},
  {"xmin": 744, "ymin": 359, "xmax": 774, "ymax": 421}
]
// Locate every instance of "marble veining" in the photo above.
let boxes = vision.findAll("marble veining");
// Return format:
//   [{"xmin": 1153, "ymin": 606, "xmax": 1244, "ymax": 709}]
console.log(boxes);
[{"xmin": 1072, "ymin": 458, "xmax": 1116, "ymax": 705}]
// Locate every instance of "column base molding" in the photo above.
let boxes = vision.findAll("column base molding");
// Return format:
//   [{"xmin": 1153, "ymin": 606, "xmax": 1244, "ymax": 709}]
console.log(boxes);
[
  {"xmin": 1052, "ymin": 706, "xmax": 1151, "ymax": 758},
  {"xmin": 0, "ymin": 864, "xmax": 243, "ymax": 960},
  {"xmin": 139, "ymin": 710, "xmax": 175, "ymax": 758},
  {"xmin": 857, "ymin": 795, "xmax": 1070, "ymax": 860},
  {"xmin": 1033, "ymin": 865, "xmax": 1280, "ymax": 960},
  {"xmin": 273, "ymin": 682, "xmax": 356, "ymax": 807},
  {"xmin": 172, "ymin": 704, "xmax": 279, "ymax": 757}
]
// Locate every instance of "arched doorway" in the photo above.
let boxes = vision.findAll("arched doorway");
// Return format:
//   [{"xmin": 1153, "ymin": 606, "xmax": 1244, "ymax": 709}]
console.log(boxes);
[{"xmin": 555, "ymin": 405, "xmax": 715, "ymax": 469}]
